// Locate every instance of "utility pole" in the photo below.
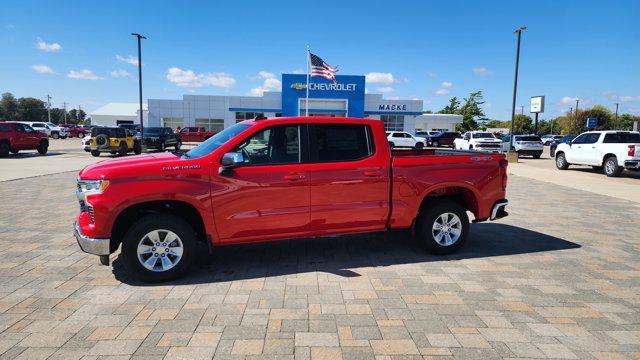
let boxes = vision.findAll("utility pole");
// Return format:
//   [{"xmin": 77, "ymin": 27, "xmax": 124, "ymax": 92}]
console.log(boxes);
[
  {"xmin": 78, "ymin": 105, "xmax": 82, "ymax": 122},
  {"xmin": 574, "ymin": 99, "xmax": 579, "ymax": 134},
  {"xmin": 614, "ymin": 103, "xmax": 619, "ymax": 129},
  {"xmin": 509, "ymin": 26, "xmax": 526, "ymax": 150},
  {"xmin": 63, "ymin": 102, "xmax": 68, "ymax": 123},
  {"xmin": 132, "ymin": 33, "xmax": 147, "ymax": 152},
  {"xmin": 46, "ymin": 95, "xmax": 52, "ymax": 123}
]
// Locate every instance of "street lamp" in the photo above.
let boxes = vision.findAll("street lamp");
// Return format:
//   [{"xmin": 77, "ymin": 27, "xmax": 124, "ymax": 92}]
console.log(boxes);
[
  {"xmin": 132, "ymin": 33, "xmax": 146, "ymax": 152},
  {"xmin": 509, "ymin": 26, "xmax": 526, "ymax": 151}
]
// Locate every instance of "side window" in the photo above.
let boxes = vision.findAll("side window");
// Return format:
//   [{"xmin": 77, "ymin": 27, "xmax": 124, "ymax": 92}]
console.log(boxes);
[
  {"xmin": 403, "ymin": 133, "xmax": 412, "ymax": 138},
  {"xmin": 464, "ymin": 133, "xmax": 471, "ymax": 140},
  {"xmin": 584, "ymin": 133, "xmax": 601, "ymax": 144},
  {"xmin": 392, "ymin": 133, "xmax": 403, "ymax": 138},
  {"xmin": 311, "ymin": 124, "xmax": 372, "ymax": 162},
  {"xmin": 15, "ymin": 124, "xmax": 26, "ymax": 132},
  {"xmin": 0, "ymin": 123, "xmax": 9, "ymax": 132},
  {"xmin": 572, "ymin": 134, "xmax": 588, "ymax": 144},
  {"xmin": 234, "ymin": 125, "xmax": 299, "ymax": 165}
]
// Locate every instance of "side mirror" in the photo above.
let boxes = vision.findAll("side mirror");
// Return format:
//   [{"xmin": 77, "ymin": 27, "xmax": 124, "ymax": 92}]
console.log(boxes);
[{"xmin": 219, "ymin": 152, "xmax": 244, "ymax": 174}]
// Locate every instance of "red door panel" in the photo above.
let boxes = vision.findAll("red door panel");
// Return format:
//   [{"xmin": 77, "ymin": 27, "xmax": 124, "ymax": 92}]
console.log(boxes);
[{"xmin": 211, "ymin": 165, "xmax": 310, "ymax": 242}]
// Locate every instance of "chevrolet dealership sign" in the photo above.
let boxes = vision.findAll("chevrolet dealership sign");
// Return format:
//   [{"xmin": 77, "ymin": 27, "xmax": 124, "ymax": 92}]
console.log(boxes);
[{"xmin": 290, "ymin": 82, "xmax": 357, "ymax": 91}]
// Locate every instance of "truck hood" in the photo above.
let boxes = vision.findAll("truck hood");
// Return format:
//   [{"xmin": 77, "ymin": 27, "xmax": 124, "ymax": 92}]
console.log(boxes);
[{"xmin": 79, "ymin": 152, "xmax": 185, "ymax": 179}]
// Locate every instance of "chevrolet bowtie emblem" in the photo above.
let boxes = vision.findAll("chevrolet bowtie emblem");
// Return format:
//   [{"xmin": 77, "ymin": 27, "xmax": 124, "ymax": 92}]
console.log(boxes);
[{"xmin": 290, "ymin": 83, "xmax": 306, "ymax": 90}]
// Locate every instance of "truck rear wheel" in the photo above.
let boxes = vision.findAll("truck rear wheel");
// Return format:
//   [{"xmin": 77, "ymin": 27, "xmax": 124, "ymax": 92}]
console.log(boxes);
[
  {"xmin": 37, "ymin": 140, "xmax": 48, "ymax": 155},
  {"xmin": 0, "ymin": 142, "xmax": 9, "ymax": 157},
  {"xmin": 91, "ymin": 150, "xmax": 100, "ymax": 157},
  {"xmin": 603, "ymin": 156, "xmax": 623, "ymax": 177},
  {"xmin": 121, "ymin": 214, "xmax": 197, "ymax": 282},
  {"xmin": 416, "ymin": 199, "xmax": 469, "ymax": 254},
  {"xmin": 118, "ymin": 142, "xmax": 128, "ymax": 156}
]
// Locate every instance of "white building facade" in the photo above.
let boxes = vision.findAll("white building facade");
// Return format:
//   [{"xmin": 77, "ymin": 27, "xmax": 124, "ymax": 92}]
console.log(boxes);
[
  {"xmin": 89, "ymin": 103, "xmax": 148, "ymax": 127},
  {"xmin": 146, "ymin": 74, "xmax": 462, "ymax": 133}
]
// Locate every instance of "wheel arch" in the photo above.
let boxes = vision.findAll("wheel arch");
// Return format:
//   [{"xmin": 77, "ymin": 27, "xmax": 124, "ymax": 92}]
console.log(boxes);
[
  {"xmin": 110, "ymin": 200, "xmax": 208, "ymax": 253},
  {"xmin": 601, "ymin": 153, "xmax": 617, "ymax": 165},
  {"xmin": 418, "ymin": 184, "xmax": 480, "ymax": 221}
]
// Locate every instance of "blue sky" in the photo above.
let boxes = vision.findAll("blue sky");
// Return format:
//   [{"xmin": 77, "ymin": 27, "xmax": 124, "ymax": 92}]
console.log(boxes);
[{"xmin": 1, "ymin": 0, "xmax": 638, "ymax": 119}]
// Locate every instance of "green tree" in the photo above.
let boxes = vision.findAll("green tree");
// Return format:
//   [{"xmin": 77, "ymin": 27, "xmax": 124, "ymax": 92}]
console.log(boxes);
[
  {"xmin": 500, "ymin": 114, "xmax": 533, "ymax": 134},
  {"xmin": 17, "ymin": 97, "xmax": 47, "ymax": 122},
  {"xmin": 618, "ymin": 114, "xmax": 640, "ymax": 131},
  {"xmin": 456, "ymin": 91, "xmax": 486, "ymax": 132},
  {"xmin": 572, "ymin": 106, "xmax": 614, "ymax": 133},
  {"xmin": 0, "ymin": 92, "xmax": 19, "ymax": 121},
  {"xmin": 67, "ymin": 109, "xmax": 87, "ymax": 123},
  {"xmin": 483, "ymin": 119, "xmax": 504, "ymax": 129},
  {"xmin": 438, "ymin": 97, "xmax": 460, "ymax": 114}
]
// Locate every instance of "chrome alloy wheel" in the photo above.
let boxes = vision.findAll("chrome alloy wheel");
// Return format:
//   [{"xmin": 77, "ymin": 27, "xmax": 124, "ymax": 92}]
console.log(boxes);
[
  {"xmin": 137, "ymin": 229, "xmax": 183, "ymax": 272},
  {"xmin": 605, "ymin": 160, "xmax": 616, "ymax": 175},
  {"xmin": 432, "ymin": 212, "xmax": 462, "ymax": 246}
]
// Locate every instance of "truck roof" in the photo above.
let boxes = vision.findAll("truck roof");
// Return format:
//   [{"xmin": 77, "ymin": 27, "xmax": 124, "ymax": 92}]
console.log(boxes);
[{"xmin": 240, "ymin": 116, "xmax": 378, "ymax": 126}]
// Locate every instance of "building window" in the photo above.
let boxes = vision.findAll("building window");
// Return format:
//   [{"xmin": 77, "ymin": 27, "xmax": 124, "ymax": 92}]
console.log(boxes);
[
  {"xmin": 380, "ymin": 115, "xmax": 405, "ymax": 131},
  {"xmin": 195, "ymin": 118, "xmax": 224, "ymax": 132},
  {"xmin": 161, "ymin": 117, "xmax": 184, "ymax": 130},
  {"xmin": 235, "ymin": 112, "xmax": 264, "ymax": 123}
]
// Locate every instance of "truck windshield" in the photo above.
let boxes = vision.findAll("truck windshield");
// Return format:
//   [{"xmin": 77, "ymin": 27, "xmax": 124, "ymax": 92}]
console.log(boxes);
[
  {"xmin": 185, "ymin": 123, "xmax": 252, "ymax": 158},
  {"xmin": 473, "ymin": 133, "xmax": 494, "ymax": 139}
]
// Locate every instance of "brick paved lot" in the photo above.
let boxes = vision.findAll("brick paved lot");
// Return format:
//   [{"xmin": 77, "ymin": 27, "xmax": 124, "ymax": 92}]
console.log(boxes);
[{"xmin": 0, "ymin": 172, "xmax": 638, "ymax": 359}]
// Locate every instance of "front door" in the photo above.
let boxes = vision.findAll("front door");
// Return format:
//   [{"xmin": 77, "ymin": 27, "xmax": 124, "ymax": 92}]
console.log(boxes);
[
  {"xmin": 307, "ymin": 124, "xmax": 390, "ymax": 233},
  {"xmin": 211, "ymin": 124, "xmax": 310, "ymax": 242}
]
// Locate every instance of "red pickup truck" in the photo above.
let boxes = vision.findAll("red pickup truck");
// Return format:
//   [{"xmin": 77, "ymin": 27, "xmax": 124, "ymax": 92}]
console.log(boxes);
[
  {"xmin": 74, "ymin": 117, "xmax": 508, "ymax": 282},
  {"xmin": 178, "ymin": 126, "xmax": 217, "ymax": 142},
  {"xmin": 0, "ymin": 122, "xmax": 49, "ymax": 156}
]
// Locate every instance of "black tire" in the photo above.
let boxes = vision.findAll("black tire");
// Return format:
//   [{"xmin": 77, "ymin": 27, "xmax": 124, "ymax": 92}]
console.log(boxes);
[
  {"xmin": 603, "ymin": 156, "xmax": 623, "ymax": 177},
  {"xmin": 415, "ymin": 142, "xmax": 424, "ymax": 150},
  {"xmin": 51, "ymin": 132, "xmax": 59, "ymax": 139},
  {"xmin": 118, "ymin": 142, "xmax": 128, "ymax": 156},
  {"xmin": 10, "ymin": 149, "xmax": 19, "ymax": 154},
  {"xmin": 555, "ymin": 152, "xmax": 569, "ymax": 170},
  {"xmin": 77, "ymin": 132, "xmax": 85, "ymax": 138},
  {"xmin": 175, "ymin": 141, "xmax": 181, "ymax": 151},
  {"xmin": 388, "ymin": 142, "xmax": 395, "ymax": 148},
  {"xmin": 91, "ymin": 150, "xmax": 100, "ymax": 157},
  {"xmin": 95, "ymin": 134, "xmax": 109, "ymax": 149},
  {"xmin": 121, "ymin": 214, "xmax": 197, "ymax": 282},
  {"xmin": 159, "ymin": 141, "xmax": 166, "ymax": 152},
  {"xmin": 432, "ymin": 141, "xmax": 439, "ymax": 147},
  {"xmin": 134, "ymin": 141, "xmax": 142, "ymax": 155},
  {"xmin": 0, "ymin": 142, "xmax": 9, "ymax": 157},
  {"xmin": 416, "ymin": 199, "xmax": 469, "ymax": 255},
  {"xmin": 533, "ymin": 154, "xmax": 541, "ymax": 159},
  {"xmin": 37, "ymin": 140, "xmax": 48, "ymax": 155},
  {"xmin": 550, "ymin": 147, "xmax": 556, "ymax": 157},
  {"xmin": 469, "ymin": 145, "xmax": 473, "ymax": 150}
]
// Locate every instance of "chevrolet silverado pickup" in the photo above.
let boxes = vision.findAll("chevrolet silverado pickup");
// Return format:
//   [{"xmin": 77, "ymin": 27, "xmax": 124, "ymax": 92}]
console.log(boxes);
[{"xmin": 74, "ymin": 117, "xmax": 509, "ymax": 282}]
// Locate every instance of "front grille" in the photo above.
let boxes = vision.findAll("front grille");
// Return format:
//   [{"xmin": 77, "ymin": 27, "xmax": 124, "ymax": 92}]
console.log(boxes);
[
  {"xmin": 87, "ymin": 205, "xmax": 95, "ymax": 223},
  {"xmin": 79, "ymin": 199, "xmax": 86, "ymax": 212},
  {"xmin": 78, "ymin": 199, "xmax": 95, "ymax": 223}
]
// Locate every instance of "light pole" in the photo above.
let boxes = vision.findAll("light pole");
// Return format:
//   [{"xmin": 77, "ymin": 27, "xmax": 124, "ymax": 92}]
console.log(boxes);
[
  {"xmin": 509, "ymin": 26, "xmax": 526, "ymax": 151},
  {"xmin": 132, "ymin": 33, "xmax": 146, "ymax": 151},
  {"xmin": 46, "ymin": 95, "xmax": 52, "ymax": 123},
  {"xmin": 614, "ymin": 103, "xmax": 619, "ymax": 129},
  {"xmin": 574, "ymin": 99, "xmax": 580, "ymax": 133}
]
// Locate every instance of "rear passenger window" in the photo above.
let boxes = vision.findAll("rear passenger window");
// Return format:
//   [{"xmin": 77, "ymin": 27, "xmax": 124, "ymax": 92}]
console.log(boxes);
[
  {"xmin": 311, "ymin": 124, "xmax": 372, "ymax": 162},
  {"xmin": 603, "ymin": 133, "xmax": 640, "ymax": 143},
  {"xmin": 0, "ymin": 123, "xmax": 9, "ymax": 132}
]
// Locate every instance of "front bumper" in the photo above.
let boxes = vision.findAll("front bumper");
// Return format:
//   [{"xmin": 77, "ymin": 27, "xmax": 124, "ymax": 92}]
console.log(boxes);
[
  {"xmin": 490, "ymin": 200, "xmax": 509, "ymax": 220},
  {"xmin": 74, "ymin": 221, "xmax": 110, "ymax": 255}
]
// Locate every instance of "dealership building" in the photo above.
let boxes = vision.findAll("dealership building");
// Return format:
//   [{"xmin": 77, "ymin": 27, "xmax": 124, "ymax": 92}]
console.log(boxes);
[{"xmin": 144, "ymin": 74, "xmax": 461, "ymax": 133}]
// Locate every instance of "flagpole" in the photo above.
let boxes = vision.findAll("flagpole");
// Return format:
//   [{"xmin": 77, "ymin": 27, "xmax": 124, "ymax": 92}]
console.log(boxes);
[{"xmin": 305, "ymin": 45, "xmax": 310, "ymax": 117}]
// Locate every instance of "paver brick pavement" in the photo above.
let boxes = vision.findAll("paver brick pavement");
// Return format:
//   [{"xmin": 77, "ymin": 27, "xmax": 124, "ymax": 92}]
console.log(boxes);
[{"xmin": 0, "ymin": 172, "xmax": 639, "ymax": 359}]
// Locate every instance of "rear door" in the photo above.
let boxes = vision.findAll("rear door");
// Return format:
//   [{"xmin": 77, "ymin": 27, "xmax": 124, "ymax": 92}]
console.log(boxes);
[{"xmin": 307, "ymin": 123, "xmax": 389, "ymax": 233}]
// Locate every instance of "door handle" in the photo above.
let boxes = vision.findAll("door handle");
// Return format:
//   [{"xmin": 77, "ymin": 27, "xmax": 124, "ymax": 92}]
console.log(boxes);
[
  {"xmin": 363, "ymin": 170, "xmax": 382, "ymax": 177},
  {"xmin": 283, "ymin": 173, "xmax": 305, "ymax": 181}
]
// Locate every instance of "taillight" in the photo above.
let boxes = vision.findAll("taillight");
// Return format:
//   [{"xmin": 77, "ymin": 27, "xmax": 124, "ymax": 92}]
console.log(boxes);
[{"xmin": 629, "ymin": 145, "xmax": 636, "ymax": 157}]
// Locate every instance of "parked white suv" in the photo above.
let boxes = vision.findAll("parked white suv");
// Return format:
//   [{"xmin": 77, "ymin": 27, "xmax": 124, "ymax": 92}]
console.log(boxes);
[
  {"xmin": 386, "ymin": 131, "xmax": 426, "ymax": 149},
  {"xmin": 500, "ymin": 134, "xmax": 544, "ymax": 158},
  {"xmin": 19, "ymin": 122, "xmax": 69, "ymax": 139},
  {"xmin": 454, "ymin": 131, "xmax": 502, "ymax": 152},
  {"xmin": 555, "ymin": 131, "xmax": 640, "ymax": 177}
]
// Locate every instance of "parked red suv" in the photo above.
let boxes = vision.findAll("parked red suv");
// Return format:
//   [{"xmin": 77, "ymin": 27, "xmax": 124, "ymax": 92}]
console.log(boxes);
[
  {"xmin": 0, "ymin": 122, "xmax": 49, "ymax": 156},
  {"xmin": 177, "ymin": 126, "xmax": 217, "ymax": 142},
  {"xmin": 60, "ymin": 124, "xmax": 90, "ymax": 138},
  {"xmin": 74, "ymin": 117, "xmax": 509, "ymax": 282}
]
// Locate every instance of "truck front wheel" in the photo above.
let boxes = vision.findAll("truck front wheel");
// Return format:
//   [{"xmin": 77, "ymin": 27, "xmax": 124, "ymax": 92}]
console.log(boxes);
[
  {"xmin": 121, "ymin": 214, "xmax": 197, "ymax": 282},
  {"xmin": 416, "ymin": 200, "xmax": 469, "ymax": 255}
]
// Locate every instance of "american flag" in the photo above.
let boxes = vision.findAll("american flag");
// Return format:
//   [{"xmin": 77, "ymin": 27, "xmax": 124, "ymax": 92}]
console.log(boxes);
[{"xmin": 310, "ymin": 53, "xmax": 338, "ymax": 84}]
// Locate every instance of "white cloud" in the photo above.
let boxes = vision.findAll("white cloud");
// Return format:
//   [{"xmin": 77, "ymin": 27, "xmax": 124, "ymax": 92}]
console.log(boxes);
[
  {"xmin": 602, "ymin": 91, "xmax": 618, "ymax": 100},
  {"xmin": 36, "ymin": 38, "xmax": 62, "ymax": 52},
  {"xmin": 250, "ymin": 70, "xmax": 282, "ymax": 96},
  {"xmin": 427, "ymin": 71, "xmax": 438, "ymax": 78},
  {"xmin": 167, "ymin": 67, "xmax": 236, "ymax": 88},
  {"xmin": 435, "ymin": 89, "xmax": 449, "ymax": 95},
  {"xmin": 560, "ymin": 96, "xmax": 579, "ymax": 105},
  {"xmin": 116, "ymin": 54, "xmax": 139, "ymax": 66},
  {"xmin": 440, "ymin": 81, "xmax": 453, "ymax": 88},
  {"xmin": 620, "ymin": 96, "xmax": 640, "ymax": 103},
  {"xmin": 67, "ymin": 69, "xmax": 104, "ymax": 80},
  {"xmin": 31, "ymin": 64, "xmax": 55, "ymax": 74},
  {"xmin": 377, "ymin": 87, "xmax": 395, "ymax": 93},
  {"xmin": 365, "ymin": 72, "xmax": 395, "ymax": 84},
  {"xmin": 472, "ymin": 67, "xmax": 493, "ymax": 76},
  {"xmin": 110, "ymin": 69, "xmax": 131, "ymax": 78}
]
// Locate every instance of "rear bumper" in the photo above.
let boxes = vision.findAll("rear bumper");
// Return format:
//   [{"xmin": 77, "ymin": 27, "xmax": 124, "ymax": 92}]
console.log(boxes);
[
  {"xmin": 490, "ymin": 200, "xmax": 509, "ymax": 220},
  {"xmin": 624, "ymin": 160, "xmax": 640, "ymax": 169},
  {"xmin": 74, "ymin": 221, "xmax": 110, "ymax": 256}
]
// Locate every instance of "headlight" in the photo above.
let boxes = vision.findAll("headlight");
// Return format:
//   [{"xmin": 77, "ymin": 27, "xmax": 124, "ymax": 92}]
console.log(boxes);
[{"xmin": 77, "ymin": 179, "xmax": 109, "ymax": 194}]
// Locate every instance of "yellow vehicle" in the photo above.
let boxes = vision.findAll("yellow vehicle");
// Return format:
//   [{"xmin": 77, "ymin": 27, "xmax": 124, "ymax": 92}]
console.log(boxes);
[{"xmin": 90, "ymin": 127, "xmax": 141, "ymax": 157}]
